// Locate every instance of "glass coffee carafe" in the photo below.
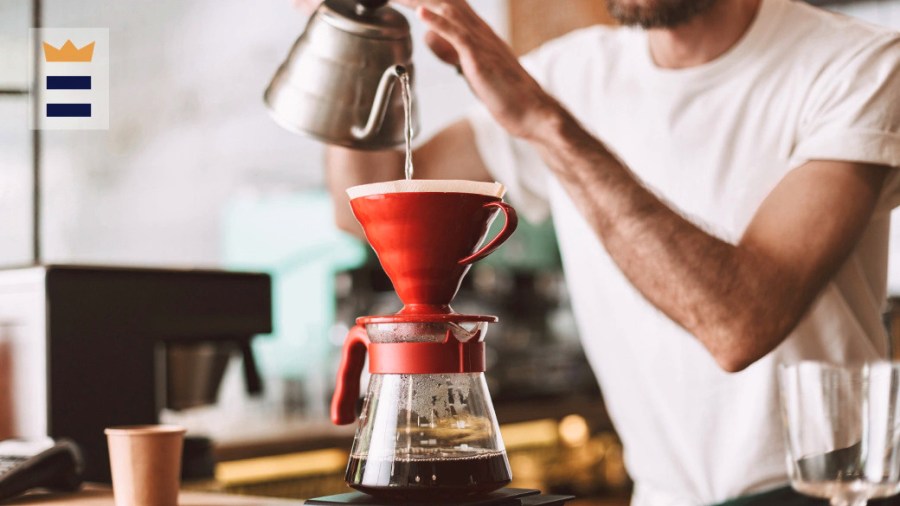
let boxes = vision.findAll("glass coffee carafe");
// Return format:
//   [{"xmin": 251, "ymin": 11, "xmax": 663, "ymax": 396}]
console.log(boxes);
[
  {"xmin": 330, "ymin": 180, "xmax": 518, "ymax": 500},
  {"xmin": 334, "ymin": 321, "xmax": 510, "ymax": 500}
]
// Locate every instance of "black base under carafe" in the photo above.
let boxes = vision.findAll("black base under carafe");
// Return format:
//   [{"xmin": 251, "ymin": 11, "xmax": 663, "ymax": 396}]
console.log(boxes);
[{"xmin": 306, "ymin": 488, "xmax": 574, "ymax": 506}]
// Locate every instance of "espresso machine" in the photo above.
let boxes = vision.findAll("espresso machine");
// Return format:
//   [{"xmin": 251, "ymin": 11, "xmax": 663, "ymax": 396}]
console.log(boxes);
[
  {"xmin": 0, "ymin": 265, "xmax": 271, "ymax": 482},
  {"xmin": 307, "ymin": 180, "xmax": 572, "ymax": 506}
]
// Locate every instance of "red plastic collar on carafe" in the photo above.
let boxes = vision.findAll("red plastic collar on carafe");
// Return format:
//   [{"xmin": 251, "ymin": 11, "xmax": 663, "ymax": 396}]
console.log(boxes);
[{"xmin": 369, "ymin": 337, "xmax": 485, "ymax": 374}]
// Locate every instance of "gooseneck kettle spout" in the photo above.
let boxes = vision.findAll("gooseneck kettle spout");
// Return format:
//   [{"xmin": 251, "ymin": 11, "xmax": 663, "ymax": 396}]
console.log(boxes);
[{"xmin": 352, "ymin": 65, "xmax": 408, "ymax": 142}]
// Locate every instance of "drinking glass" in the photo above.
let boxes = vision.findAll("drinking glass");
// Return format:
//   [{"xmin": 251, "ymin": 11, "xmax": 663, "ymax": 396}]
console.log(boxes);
[{"xmin": 779, "ymin": 361, "xmax": 900, "ymax": 506}]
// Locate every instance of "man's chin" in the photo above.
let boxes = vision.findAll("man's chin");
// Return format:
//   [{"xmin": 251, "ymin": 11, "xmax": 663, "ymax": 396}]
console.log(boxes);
[{"xmin": 606, "ymin": 0, "xmax": 721, "ymax": 29}]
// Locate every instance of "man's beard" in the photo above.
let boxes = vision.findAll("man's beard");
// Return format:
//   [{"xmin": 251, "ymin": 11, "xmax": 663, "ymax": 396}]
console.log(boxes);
[{"xmin": 606, "ymin": 0, "xmax": 721, "ymax": 28}]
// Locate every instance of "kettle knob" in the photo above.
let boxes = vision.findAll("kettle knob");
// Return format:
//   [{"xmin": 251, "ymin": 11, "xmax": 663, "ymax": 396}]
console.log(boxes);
[{"xmin": 357, "ymin": 0, "xmax": 388, "ymax": 9}]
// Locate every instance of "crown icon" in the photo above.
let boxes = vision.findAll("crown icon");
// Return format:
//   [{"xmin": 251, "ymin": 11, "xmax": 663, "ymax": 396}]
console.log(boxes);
[{"xmin": 43, "ymin": 40, "xmax": 95, "ymax": 62}]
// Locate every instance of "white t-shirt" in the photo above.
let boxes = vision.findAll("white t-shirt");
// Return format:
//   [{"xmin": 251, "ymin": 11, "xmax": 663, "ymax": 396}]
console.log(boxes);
[{"xmin": 467, "ymin": 1, "xmax": 900, "ymax": 504}]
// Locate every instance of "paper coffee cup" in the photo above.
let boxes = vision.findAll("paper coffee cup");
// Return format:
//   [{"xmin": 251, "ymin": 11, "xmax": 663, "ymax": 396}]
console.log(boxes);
[{"xmin": 105, "ymin": 425, "xmax": 185, "ymax": 506}]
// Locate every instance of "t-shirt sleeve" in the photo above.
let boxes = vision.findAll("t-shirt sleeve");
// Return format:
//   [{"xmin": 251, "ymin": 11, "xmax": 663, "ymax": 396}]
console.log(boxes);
[
  {"xmin": 789, "ymin": 34, "xmax": 900, "ymax": 210},
  {"xmin": 465, "ymin": 48, "xmax": 555, "ymax": 224}
]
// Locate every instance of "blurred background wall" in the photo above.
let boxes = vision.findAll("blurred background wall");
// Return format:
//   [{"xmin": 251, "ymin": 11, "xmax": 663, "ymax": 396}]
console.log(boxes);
[{"xmin": 0, "ymin": 0, "xmax": 506, "ymax": 267}]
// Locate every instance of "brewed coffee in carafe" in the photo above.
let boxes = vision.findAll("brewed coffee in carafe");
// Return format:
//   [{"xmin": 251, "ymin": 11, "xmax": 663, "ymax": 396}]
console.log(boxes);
[{"xmin": 332, "ymin": 180, "xmax": 518, "ymax": 500}]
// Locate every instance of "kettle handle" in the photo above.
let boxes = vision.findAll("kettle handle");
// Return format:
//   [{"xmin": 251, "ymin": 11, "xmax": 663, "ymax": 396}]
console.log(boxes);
[
  {"xmin": 351, "ymin": 65, "xmax": 407, "ymax": 142},
  {"xmin": 330, "ymin": 324, "xmax": 371, "ymax": 425},
  {"xmin": 357, "ymin": 0, "xmax": 388, "ymax": 9},
  {"xmin": 459, "ymin": 201, "xmax": 519, "ymax": 265}
]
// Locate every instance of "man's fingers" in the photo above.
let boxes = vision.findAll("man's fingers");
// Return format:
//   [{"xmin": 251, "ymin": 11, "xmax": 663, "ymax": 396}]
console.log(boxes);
[
  {"xmin": 424, "ymin": 30, "xmax": 460, "ymax": 67},
  {"xmin": 393, "ymin": 0, "xmax": 477, "ymax": 22},
  {"xmin": 417, "ymin": 5, "xmax": 467, "ymax": 45},
  {"xmin": 291, "ymin": 0, "xmax": 321, "ymax": 15},
  {"xmin": 391, "ymin": 0, "xmax": 443, "ymax": 9}
]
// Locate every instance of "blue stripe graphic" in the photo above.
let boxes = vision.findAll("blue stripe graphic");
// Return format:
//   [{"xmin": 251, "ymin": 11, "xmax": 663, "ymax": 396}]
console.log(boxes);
[
  {"xmin": 47, "ymin": 76, "xmax": 91, "ymax": 90},
  {"xmin": 46, "ymin": 103, "xmax": 91, "ymax": 117}
]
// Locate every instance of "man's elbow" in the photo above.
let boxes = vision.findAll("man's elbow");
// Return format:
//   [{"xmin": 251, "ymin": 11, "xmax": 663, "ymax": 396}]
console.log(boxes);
[
  {"xmin": 711, "ymin": 349, "xmax": 757, "ymax": 374},
  {"xmin": 699, "ymin": 320, "xmax": 793, "ymax": 374}
]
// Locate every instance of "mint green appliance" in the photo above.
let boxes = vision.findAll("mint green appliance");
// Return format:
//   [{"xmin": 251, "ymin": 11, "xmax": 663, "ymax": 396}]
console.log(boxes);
[{"xmin": 222, "ymin": 190, "xmax": 367, "ymax": 381}]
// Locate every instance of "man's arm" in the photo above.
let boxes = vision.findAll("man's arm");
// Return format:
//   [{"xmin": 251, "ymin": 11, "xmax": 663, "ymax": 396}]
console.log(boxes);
[
  {"xmin": 536, "ymin": 115, "xmax": 887, "ymax": 372},
  {"xmin": 395, "ymin": 0, "xmax": 889, "ymax": 372},
  {"xmin": 326, "ymin": 148, "xmax": 402, "ymax": 237},
  {"xmin": 326, "ymin": 119, "xmax": 491, "ymax": 237}
]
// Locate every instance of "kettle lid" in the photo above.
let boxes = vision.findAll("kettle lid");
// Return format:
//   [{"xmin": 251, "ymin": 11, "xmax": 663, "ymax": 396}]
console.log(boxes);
[{"xmin": 319, "ymin": 0, "xmax": 411, "ymax": 40}]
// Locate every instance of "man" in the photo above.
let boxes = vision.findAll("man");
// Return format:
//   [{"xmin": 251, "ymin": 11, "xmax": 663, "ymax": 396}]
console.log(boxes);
[{"xmin": 322, "ymin": 0, "xmax": 900, "ymax": 503}]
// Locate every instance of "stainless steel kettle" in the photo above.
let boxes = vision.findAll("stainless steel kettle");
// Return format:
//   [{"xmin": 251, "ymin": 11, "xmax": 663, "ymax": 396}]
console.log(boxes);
[{"xmin": 265, "ymin": 0, "xmax": 419, "ymax": 150}]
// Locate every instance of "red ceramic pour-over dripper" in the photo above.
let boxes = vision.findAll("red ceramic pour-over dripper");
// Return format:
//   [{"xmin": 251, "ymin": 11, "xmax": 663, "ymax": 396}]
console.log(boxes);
[{"xmin": 349, "ymin": 183, "xmax": 518, "ymax": 317}]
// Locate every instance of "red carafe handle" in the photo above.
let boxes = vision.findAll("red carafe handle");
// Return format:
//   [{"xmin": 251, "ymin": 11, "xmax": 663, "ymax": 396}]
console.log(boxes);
[
  {"xmin": 458, "ymin": 201, "xmax": 518, "ymax": 265},
  {"xmin": 330, "ymin": 325, "xmax": 370, "ymax": 425}
]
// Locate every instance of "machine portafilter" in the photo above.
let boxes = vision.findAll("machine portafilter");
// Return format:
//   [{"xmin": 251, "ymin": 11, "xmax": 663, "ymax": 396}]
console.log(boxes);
[{"xmin": 164, "ymin": 337, "xmax": 263, "ymax": 411}]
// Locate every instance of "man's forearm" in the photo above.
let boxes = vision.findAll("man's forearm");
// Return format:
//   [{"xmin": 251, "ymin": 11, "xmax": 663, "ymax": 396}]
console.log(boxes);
[
  {"xmin": 325, "ymin": 146, "xmax": 404, "ymax": 236},
  {"xmin": 527, "ymin": 105, "xmax": 805, "ymax": 372}
]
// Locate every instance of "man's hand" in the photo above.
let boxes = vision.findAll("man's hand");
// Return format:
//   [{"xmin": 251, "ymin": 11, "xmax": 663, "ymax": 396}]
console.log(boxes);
[
  {"xmin": 392, "ymin": 0, "xmax": 561, "ymax": 140},
  {"xmin": 292, "ymin": 0, "xmax": 321, "ymax": 15}
]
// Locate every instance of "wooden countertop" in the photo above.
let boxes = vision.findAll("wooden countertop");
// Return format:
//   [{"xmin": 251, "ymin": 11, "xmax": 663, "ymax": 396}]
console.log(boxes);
[
  {"xmin": 9, "ymin": 486, "xmax": 628, "ymax": 506},
  {"xmin": 8, "ymin": 485, "xmax": 304, "ymax": 505}
]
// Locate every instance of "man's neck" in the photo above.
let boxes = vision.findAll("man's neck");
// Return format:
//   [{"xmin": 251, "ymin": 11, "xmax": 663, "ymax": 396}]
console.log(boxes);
[{"xmin": 647, "ymin": 0, "xmax": 762, "ymax": 69}]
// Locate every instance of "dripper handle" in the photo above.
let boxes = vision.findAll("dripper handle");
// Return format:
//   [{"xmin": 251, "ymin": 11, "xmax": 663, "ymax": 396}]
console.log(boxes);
[
  {"xmin": 459, "ymin": 201, "xmax": 518, "ymax": 265},
  {"xmin": 330, "ymin": 325, "xmax": 370, "ymax": 425}
]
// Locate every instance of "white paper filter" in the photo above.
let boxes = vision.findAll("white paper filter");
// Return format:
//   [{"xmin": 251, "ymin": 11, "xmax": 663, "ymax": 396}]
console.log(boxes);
[{"xmin": 346, "ymin": 180, "xmax": 506, "ymax": 200}]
